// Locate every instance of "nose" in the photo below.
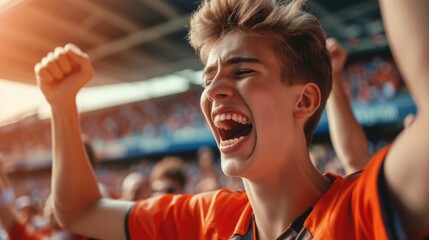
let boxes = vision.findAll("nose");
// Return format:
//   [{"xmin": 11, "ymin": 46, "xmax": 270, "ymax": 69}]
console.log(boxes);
[{"xmin": 205, "ymin": 76, "xmax": 235, "ymax": 102}]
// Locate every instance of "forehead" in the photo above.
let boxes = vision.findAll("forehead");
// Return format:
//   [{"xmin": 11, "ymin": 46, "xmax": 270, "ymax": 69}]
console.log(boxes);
[{"xmin": 205, "ymin": 31, "xmax": 279, "ymax": 68}]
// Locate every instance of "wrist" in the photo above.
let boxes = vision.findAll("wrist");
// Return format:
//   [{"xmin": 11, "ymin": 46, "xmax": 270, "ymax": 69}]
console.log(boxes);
[
  {"xmin": 332, "ymin": 73, "xmax": 342, "ymax": 80},
  {"xmin": 49, "ymin": 98, "xmax": 78, "ymax": 113}
]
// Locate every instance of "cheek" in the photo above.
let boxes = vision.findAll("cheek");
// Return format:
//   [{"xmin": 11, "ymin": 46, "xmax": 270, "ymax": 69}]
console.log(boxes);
[
  {"xmin": 200, "ymin": 92, "xmax": 211, "ymax": 121},
  {"xmin": 249, "ymin": 91, "xmax": 294, "ymax": 133},
  {"xmin": 248, "ymin": 91, "xmax": 285, "ymax": 116}
]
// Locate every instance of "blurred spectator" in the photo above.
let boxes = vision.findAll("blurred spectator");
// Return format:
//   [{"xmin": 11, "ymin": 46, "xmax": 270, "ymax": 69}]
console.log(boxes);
[
  {"xmin": 0, "ymin": 155, "xmax": 80, "ymax": 239},
  {"xmin": 149, "ymin": 156, "xmax": 187, "ymax": 197},
  {"xmin": 309, "ymin": 144, "xmax": 345, "ymax": 176},
  {"xmin": 14, "ymin": 195, "xmax": 42, "ymax": 227},
  {"xmin": 195, "ymin": 147, "xmax": 220, "ymax": 193},
  {"xmin": 0, "ymin": 88, "xmax": 205, "ymax": 166},
  {"xmin": 121, "ymin": 171, "xmax": 150, "ymax": 201},
  {"xmin": 342, "ymin": 55, "xmax": 403, "ymax": 103}
]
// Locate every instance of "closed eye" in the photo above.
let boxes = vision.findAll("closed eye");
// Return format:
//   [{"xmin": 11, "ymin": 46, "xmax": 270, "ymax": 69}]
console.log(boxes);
[
  {"xmin": 235, "ymin": 69, "xmax": 254, "ymax": 77},
  {"xmin": 203, "ymin": 69, "xmax": 255, "ymax": 87}
]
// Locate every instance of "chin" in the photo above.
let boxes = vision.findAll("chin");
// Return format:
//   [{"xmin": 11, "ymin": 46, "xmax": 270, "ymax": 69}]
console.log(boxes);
[
  {"xmin": 220, "ymin": 154, "xmax": 256, "ymax": 178},
  {"xmin": 220, "ymin": 157, "xmax": 243, "ymax": 177}
]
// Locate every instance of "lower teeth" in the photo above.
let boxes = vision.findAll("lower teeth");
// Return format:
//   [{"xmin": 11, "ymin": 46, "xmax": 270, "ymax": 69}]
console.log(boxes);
[{"xmin": 221, "ymin": 136, "xmax": 245, "ymax": 146}]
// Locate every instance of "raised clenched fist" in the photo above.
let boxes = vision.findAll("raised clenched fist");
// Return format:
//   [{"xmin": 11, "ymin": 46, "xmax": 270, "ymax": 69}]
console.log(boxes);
[
  {"xmin": 326, "ymin": 38, "xmax": 347, "ymax": 77},
  {"xmin": 35, "ymin": 44, "xmax": 94, "ymax": 105}
]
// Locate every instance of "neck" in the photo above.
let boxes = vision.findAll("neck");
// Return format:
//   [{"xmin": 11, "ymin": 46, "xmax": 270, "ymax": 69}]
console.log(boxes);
[{"xmin": 243, "ymin": 152, "xmax": 331, "ymax": 240}]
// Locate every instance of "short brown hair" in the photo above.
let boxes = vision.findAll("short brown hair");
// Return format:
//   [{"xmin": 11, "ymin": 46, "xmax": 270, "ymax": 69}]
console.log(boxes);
[{"xmin": 188, "ymin": 0, "xmax": 332, "ymax": 145}]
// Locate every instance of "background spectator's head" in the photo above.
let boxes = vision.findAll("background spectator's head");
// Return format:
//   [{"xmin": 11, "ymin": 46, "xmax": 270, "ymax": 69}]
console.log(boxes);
[
  {"xmin": 121, "ymin": 171, "xmax": 150, "ymax": 201},
  {"xmin": 150, "ymin": 156, "xmax": 187, "ymax": 196}
]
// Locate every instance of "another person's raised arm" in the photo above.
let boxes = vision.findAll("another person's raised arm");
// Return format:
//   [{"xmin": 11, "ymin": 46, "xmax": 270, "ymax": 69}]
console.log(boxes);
[
  {"xmin": 35, "ymin": 44, "xmax": 132, "ymax": 239},
  {"xmin": 325, "ymin": 38, "xmax": 370, "ymax": 174},
  {"xmin": 379, "ymin": 0, "xmax": 429, "ymax": 237},
  {"xmin": 0, "ymin": 157, "xmax": 17, "ymax": 234}
]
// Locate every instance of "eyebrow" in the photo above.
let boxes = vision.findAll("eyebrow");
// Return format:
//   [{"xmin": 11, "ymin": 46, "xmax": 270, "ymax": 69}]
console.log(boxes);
[{"xmin": 203, "ymin": 56, "xmax": 263, "ymax": 77}]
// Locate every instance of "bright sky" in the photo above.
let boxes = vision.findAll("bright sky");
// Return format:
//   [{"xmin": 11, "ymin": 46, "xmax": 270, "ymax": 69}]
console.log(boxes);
[{"xmin": 0, "ymin": 71, "xmax": 203, "ymax": 125}]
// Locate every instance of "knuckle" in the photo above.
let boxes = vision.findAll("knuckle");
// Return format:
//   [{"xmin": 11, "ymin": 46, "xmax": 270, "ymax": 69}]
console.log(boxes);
[
  {"xmin": 41, "ymin": 57, "xmax": 50, "ymax": 67},
  {"xmin": 34, "ymin": 63, "xmax": 42, "ymax": 73},
  {"xmin": 47, "ymin": 52, "xmax": 55, "ymax": 61},
  {"xmin": 54, "ymin": 47, "xmax": 64, "ymax": 55}
]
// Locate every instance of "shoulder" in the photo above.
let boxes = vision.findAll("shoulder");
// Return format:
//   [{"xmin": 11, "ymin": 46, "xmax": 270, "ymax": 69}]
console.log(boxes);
[
  {"xmin": 198, "ymin": 189, "xmax": 249, "ymax": 218},
  {"xmin": 126, "ymin": 189, "xmax": 248, "ymax": 239},
  {"xmin": 305, "ymin": 146, "xmax": 391, "ymax": 239},
  {"xmin": 130, "ymin": 188, "xmax": 247, "ymax": 216}
]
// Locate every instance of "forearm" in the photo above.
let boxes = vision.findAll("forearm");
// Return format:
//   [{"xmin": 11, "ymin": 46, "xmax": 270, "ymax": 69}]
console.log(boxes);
[
  {"xmin": 379, "ymin": 1, "xmax": 429, "ymax": 236},
  {"xmin": 379, "ymin": 0, "xmax": 429, "ymax": 110},
  {"xmin": 326, "ymin": 76, "xmax": 370, "ymax": 173},
  {"xmin": 50, "ymin": 100, "xmax": 102, "ymax": 226},
  {"xmin": 34, "ymin": 44, "xmax": 131, "ymax": 239}
]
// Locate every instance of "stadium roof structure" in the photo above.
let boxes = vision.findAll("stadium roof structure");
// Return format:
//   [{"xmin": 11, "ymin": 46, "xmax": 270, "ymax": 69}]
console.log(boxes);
[{"xmin": 0, "ymin": 0, "xmax": 383, "ymax": 87}]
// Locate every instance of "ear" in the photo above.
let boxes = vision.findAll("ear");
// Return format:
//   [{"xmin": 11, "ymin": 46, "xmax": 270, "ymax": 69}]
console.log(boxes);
[{"xmin": 294, "ymin": 83, "xmax": 321, "ymax": 120}]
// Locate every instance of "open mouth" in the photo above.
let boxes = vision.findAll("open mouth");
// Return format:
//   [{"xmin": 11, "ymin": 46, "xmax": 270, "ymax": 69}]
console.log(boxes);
[{"xmin": 213, "ymin": 112, "xmax": 253, "ymax": 147}]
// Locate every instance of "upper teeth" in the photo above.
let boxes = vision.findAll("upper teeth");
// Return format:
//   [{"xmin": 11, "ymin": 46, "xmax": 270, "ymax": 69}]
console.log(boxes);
[{"xmin": 213, "ymin": 113, "xmax": 250, "ymax": 130}]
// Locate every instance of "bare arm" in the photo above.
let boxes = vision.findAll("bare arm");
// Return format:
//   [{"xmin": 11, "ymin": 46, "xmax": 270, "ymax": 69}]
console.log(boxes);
[
  {"xmin": 35, "ymin": 44, "xmax": 132, "ymax": 239},
  {"xmin": 379, "ymin": 0, "xmax": 429, "ymax": 237},
  {"xmin": 325, "ymin": 38, "xmax": 370, "ymax": 174}
]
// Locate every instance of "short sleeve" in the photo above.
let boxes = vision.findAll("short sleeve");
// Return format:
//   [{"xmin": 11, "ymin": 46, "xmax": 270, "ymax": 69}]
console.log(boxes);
[
  {"xmin": 349, "ymin": 146, "xmax": 392, "ymax": 239},
  {"xmin": 125, "ymin": 189, "xmax": 248, "ymax": 240}
]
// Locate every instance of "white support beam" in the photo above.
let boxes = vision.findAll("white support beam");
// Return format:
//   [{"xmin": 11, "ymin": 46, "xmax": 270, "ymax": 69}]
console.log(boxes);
[
  {"xmin": 25, "ymin": 6, "xmax": 105, "ymax": 45},
  {"xmin": 0, "ymin": 65, "xmax": 34, "ymax": 83},
  {"xmin": 66, "ymin": 0, "xmax": 140, "ymax": 32},
  {"xmin": 133, "ymin": 57, "xmax": 202, "ymax": 80},
  {"xmin": 95, "ymin": 56, "xmax": 201, "ymax": 83},
  {"xmin": 79, "ymin": 11, "xmax": 103, "ymax": 31},
  {"xmin": 92, "ymin": 72, "xmax": 125, "ymax": 86},
  {"xmin": 88, "ymin": 14, "xmax": 190, "ymax": 61}
]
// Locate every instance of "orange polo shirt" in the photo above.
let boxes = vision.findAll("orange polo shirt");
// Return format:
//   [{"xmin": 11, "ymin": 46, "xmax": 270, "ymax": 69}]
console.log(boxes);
[{"xmin": 126, "ymin": 147, "xmax": 428, "ymax": 239}]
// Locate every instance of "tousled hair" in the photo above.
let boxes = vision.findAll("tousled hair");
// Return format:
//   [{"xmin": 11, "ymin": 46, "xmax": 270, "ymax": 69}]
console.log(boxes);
[{"xmin": 188, "ymin": 0, "xmax": 332, "ymax": 145}]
